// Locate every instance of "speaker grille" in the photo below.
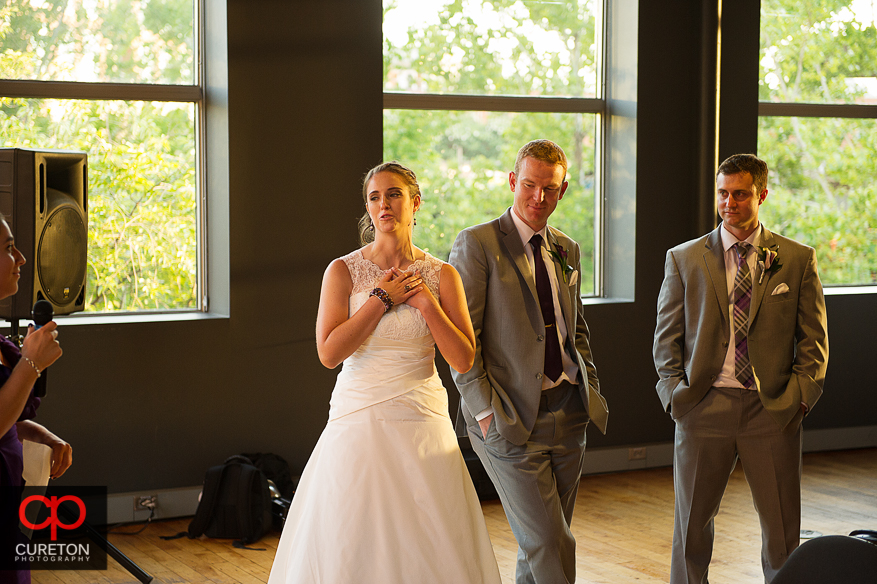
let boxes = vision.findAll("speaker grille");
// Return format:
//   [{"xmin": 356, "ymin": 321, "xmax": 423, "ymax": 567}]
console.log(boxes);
[{"xmin": 38, "ymin": 206, "xmax": 87, "ymax": 307}]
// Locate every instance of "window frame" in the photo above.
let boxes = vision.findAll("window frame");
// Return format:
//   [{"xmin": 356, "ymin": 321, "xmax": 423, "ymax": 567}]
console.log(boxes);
[
  {"xmin": 757, "ymin": 17, "xmax": 877, "ymax": 291},
  {"xmin": 382, "ymin": 0, "xmax": 611, "ymax": 298},
  {"xmin": 0, "ymin": 0, "xmax": 210, "ymax": 316}
]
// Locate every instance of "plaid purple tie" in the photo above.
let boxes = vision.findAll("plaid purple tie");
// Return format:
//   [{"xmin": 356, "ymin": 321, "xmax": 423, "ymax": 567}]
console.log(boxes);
[{"xmin": 731, "ymin": 242, "xmax": 755, "ymax": 389}]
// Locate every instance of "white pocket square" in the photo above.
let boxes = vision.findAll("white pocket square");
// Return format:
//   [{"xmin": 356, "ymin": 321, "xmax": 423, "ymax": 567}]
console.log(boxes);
[
  {"xmin": 569, "ymin": 270, "xmax": 578, "ymax": 286},
  {"xmin": 771, "ymin": 283, "xmax": 789, "ymax": 295}
]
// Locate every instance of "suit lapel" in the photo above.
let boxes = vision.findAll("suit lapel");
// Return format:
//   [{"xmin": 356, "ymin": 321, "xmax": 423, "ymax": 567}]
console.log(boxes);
[
  {"xmin": 546, "ymin": 229, "xmax": 574, "ymax": 330},
  {"xmin": 703, "ymin": 226, "xmax": 729, "ymax": 326},
  {"xmin": 749, "ymin": 227, "xmax": 778, "ymax": 323},
  {"xmin": 499, "ymin": 210, "xmax": 539, "ymax": 304}
]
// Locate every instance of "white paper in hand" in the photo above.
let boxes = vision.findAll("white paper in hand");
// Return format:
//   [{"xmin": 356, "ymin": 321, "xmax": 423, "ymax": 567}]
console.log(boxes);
[{"xmin": 22, "ymin": 439, "xmax": 52, "ymax": 487}]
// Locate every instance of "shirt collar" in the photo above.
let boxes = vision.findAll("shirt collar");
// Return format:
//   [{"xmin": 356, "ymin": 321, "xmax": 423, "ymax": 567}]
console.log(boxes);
[
  {"xmin": 510, "ymin": 207, "xmax": 548, "ymax": 249},
  {"xmin": 720, "ymin": 222, "xmax": 762, "ymax": 253}
]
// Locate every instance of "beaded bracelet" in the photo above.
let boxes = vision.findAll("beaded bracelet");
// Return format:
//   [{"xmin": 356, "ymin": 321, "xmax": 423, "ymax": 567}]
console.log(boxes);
[
  {"xmin": 369, "ymin": 287, "xmax": 394, "ymax": 312},
  {"xmin": 21, "ymin": 356, "xmax": 41, "ymax": 377}
]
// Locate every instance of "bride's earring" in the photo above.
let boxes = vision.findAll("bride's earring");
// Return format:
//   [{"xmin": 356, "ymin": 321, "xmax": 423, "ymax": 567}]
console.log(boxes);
[{"xmin": 413, "ymin": 214, "xmax": 417, "ymax": 226}]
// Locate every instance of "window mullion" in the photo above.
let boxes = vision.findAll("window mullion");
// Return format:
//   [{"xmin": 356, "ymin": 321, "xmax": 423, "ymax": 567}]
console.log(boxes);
[
  {"xmin": 0, "ymin": 80, "xmax": 202, "ymax": 103},
  {"xmin": 384, "ymin": 92, "xmax": 605, "ymax": 114},
  {"xmin": 758, "ymin": 102, "xmax": 877, "ymax": 119}
]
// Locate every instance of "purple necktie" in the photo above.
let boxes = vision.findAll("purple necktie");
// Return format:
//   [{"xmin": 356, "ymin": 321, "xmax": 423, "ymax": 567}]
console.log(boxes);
[
  {"xmin": 529, "ymin": 234, "xmax": 563, "ymax": 383},
  {"xmin": 731, "ymin": 242, "xmax": 755, "ymax": 389}
]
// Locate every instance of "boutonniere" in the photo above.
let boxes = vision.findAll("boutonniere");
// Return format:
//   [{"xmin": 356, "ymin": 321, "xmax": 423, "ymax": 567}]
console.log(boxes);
[
  {"xmin": 547, "ymin": 242, "xmax": 575, "ymax": 283},
  {"xmin": 755, "ymin": 245, "xmax": 782, "ymax": 284}
]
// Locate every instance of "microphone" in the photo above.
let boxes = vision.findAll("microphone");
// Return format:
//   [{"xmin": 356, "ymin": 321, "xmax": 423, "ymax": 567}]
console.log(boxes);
[
  {"xmin": 32, "ymin": 300, "xmax": 53, "ymax": 397},
  {"xmin": 33, "ymin": 300, "xmax": 53, "ymax": 330}
]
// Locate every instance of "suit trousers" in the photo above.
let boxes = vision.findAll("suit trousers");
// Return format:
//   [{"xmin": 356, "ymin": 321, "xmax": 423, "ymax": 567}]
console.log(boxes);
[
  {"xmin": 672, "ymin": 387, "xmax": 803, "ymax": 584},
  {"xmin": 468, "ymin": 381, "xmax": 589, "ymax": 584}
]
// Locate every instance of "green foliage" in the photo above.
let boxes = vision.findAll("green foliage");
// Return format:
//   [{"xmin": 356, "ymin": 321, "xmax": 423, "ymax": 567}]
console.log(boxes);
[
  {"xmin": 383, "ymin": 0, "xmax": 598, "ymax": 295},
  {"xmin": 0, "ymin": 98, "xmax": 198, "ymax": 311},
  {"xmin": 0, "ymin": 0, "xmax": 194, "ymax": 84},
  {"xmin": 385, "ymin": 0, "xmax": 596, "ymax": 97},
  {"xmin": 759, "ymin": 0, "xmax": 877, "ymax": 285},
  {"xmin": 0, "ymin": 0, "xmax": 198, "ymax": 311},
  {"xmin": 758, "ymin": 116, "xmax": 877, "ymax": 285},
  {"xmin": 760, "ymin": 0, "xmax": 877, "ymax": 104}
]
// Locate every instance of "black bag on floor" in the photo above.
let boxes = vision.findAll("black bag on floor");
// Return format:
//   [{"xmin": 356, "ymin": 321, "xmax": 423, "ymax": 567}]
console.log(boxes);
[
  {"xmin": 186, "ymin": 455, "xmax": 272, "ymax": 548},
  {"xmin": 241, "ymin": 451, "xmax": 298, "ymax": 499},
  {"xmin": 850, "ymin": 530, "xmax": 877, "ymax": 545}
]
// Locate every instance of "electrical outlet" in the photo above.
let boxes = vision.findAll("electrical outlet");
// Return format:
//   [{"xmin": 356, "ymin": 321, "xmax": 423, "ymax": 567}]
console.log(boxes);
[
  {"xmin": 628, "ymin": 447, "xmax": 647, "ymax": 461},
  {"xmin": 134, "ymin": 495, "xmax": 157, "ymax": 511}
]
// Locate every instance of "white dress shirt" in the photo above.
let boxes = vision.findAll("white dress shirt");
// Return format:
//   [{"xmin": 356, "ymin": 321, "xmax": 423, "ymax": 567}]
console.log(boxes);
[
  {"xmin": 508, "ymin": 210, "xmax": 579, "ymax": 390},
  {"xmin": 474, "ymin": 211, "xmax": 580, "ymax": 421}
]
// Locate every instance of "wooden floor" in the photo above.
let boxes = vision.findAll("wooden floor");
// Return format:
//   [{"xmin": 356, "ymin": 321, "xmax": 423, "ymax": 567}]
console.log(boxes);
[{"xmin": 32, "ymin": 448, "xmax": 877, "ymax": 584}]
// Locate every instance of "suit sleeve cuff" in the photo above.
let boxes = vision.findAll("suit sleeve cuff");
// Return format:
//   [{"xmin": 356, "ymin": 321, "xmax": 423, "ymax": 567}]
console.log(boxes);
[{"xmin": 474, "ymin": 406, "xmax": 494, "ymax": 421}]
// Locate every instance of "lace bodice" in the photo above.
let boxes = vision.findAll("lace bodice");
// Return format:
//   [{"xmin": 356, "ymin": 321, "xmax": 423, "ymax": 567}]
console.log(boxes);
[{"xmin": 342, "ymin": 249, "xmax": 443, "ymax": 341}]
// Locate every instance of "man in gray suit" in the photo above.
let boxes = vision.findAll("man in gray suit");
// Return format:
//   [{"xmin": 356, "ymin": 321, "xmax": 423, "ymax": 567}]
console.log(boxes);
[
  {"xmin": 654, "ymin": 154, "xmax": 829, "ymax": 583},
  {"xmin": 450, "ymin": 139, "xmax": 608, "ymax": 584}
]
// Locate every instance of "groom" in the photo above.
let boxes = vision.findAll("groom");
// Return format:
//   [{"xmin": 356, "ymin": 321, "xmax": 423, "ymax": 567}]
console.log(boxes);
[{"xmin": 450, "ymin": 139, "xmax": 608, "ymax": 584}]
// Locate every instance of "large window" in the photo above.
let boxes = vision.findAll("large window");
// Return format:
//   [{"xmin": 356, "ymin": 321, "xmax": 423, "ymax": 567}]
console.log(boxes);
[
  {"xmin": 0, "ymin": 0, "xmax": 202, "ymax": 312},
  {"xmin": 758, "ymin": 0, "xmax": 877, "ymax": 286},
  {"xmin": 383, "ymin": 0, "xmax": 604, "ymax": 296}
]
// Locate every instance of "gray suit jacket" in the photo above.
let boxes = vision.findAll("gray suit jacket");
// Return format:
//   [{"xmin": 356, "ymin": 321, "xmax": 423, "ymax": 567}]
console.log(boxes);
[
  {"xmin": 653, "ymin": 224, "xmax": 829, "ymax": 429},
  {"xmin": 449, "ymin": 208, "xmax": 608, "ymax": 445}
]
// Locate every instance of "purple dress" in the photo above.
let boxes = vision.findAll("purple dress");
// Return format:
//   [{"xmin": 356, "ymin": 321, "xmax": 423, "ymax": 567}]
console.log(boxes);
[{"xmin": 0, "ymin": 335, "xmax": 40, "ymax": 584}]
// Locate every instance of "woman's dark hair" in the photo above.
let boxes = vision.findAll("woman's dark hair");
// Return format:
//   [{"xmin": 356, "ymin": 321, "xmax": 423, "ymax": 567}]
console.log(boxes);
[{"xmin": 357, "ymin": 161, "xmax": 421, "ymax": 245}]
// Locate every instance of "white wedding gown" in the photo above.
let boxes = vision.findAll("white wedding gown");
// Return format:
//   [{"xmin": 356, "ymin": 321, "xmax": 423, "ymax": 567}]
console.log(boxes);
[{"xmin": 268, "ymin": 250, "xmax": 501, "ymax": 584}]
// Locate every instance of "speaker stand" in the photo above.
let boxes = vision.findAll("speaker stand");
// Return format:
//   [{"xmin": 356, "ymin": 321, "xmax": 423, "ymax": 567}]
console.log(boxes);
[
  {"xmin": 58, "ymin": 504, "xmax": 153, "ymax": 584},
  {"xmin": 8, "ymin": 319, "xmax": 22, "ymax": 346}
]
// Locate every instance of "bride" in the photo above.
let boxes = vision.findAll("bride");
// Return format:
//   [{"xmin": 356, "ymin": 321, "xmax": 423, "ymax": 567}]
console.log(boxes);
[{"xmin": 267, "ymin": 162, "xmax": 501, "ymax": 584}]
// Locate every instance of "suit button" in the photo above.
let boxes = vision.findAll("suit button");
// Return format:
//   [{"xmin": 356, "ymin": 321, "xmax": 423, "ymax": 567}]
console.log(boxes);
[
  {"xmin": 537, "ymin": 335, "xmax": 545, "ymax": 342},
  {"xmin": 722, "ymin": 341, "xmax": 728, "ymax": 348},
  {"xmin": 536, "ymin": 373, "xmax": 543, "ymax": 380},
  {"xmin": 710, "ymin": 375, "xmax": 717, "ymax": 381}
]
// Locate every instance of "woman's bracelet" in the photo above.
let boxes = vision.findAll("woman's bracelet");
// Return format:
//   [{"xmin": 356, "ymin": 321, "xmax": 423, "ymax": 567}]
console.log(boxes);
[
  {"xmin": 21, "ymin": 356, "xmax": 41, "ymax": 377},
  {"xmin": 369, "ymin": 287, "xmax": 394, "ymax": 312}
]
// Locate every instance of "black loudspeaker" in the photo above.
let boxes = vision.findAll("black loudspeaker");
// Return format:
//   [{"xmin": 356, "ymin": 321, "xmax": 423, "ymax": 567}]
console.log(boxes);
[{"xmin": 0, "ymin": 148, "xmax": 88, "ymax": 320}]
